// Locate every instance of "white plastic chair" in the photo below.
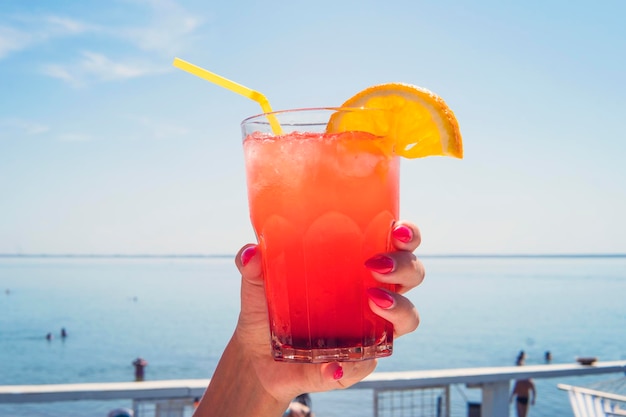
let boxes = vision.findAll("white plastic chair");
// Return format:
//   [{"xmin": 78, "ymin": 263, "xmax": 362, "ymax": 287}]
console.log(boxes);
[{"xmin": 558, "ymin": 384, "xmax": 626, "ymax": 417}]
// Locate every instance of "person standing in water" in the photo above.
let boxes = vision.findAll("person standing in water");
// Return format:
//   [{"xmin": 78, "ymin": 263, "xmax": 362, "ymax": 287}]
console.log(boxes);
[
  {"xmin": 132, "ymin": 357, "xmax": 148, "ymax": 381},
  {"xmin": 510, "ymin": 358, "xmax": 536, "ymax": 417}
]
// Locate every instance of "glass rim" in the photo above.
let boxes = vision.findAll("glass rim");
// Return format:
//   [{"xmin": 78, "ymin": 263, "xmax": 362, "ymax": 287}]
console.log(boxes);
[{"xmin": 241, "ymin": 106, "xmax": 385, "ymax": 125}]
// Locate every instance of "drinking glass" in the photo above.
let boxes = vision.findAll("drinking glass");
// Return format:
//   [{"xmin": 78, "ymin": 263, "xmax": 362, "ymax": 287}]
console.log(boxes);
[{"xmin": 242, "ymin": 108, "xmax": 399, "ymax": 363}]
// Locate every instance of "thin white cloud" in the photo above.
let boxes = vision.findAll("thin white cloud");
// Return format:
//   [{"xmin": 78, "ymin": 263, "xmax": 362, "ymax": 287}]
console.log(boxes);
[
  {"xmin": 116, "ymin": 0, "xmax": 203, "ymax": 56},
  {"xmin": 0, "ymin": 118, "xmax": 50, "ymax": 139},
  {"xmin": 0, "ymin": 25, "xmax": 34, "ymax": 59},
  {"xmin": 2, "ymin": 0, "xmax": 205, "ymax": 85},
  {"xmin": 81, "ymin": 52, "xmax": 156, "ymax": 80},
  {"xmin": 24, "ymin": 123, "xmax": 50, "ymax": 135},
  {"xmin": 43, "ymin": 15, "xmax": 91, "ymax": 34},
  {"xmin": 0, "ymin": 118, "xmax": 93, "ymax": 143},
  {"xmin": 41, "ymin": 51, "xmax": 170, "ymax": 87},
  {"xmin": 40, "ymin": 64, "xmax": 78, "ymax": 86},
  {"xmin": 0, "ymin": 14, "xmax": 93, "ymax": 59}
]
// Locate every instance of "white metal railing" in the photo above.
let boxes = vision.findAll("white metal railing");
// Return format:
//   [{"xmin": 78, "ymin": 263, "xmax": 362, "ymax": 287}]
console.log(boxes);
[
  {"xmin": 354, "ymin": 361, "xmax": 626, "ymax": 417},
  {"xmin": 1, "ymin": 361, "xmax": 625, "ymax": 417},
  {"xmin": 557, "ymin": 384, "xmax": 626, "ymax": 417}
]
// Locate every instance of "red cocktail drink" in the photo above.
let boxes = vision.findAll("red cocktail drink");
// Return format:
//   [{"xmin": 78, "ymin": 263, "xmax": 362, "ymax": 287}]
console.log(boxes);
[{"xmin": 242, "ymin": 108, "xmax": 399, "ymax": 363}]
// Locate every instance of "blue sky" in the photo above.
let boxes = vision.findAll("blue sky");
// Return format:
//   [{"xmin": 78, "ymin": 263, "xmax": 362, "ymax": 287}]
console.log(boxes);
[{"xmin": 1, "ymin": 0, "xmax": 625, "ymax": 255}]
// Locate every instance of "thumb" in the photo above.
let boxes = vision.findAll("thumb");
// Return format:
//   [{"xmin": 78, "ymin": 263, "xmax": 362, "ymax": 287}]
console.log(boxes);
[
  {"xmin": 234, "ymin": 244, "xmax": 267, "ymax": 323},
  {"xmin": 236, "ymin": 244, "xmax": 263, "ymax": 285}
]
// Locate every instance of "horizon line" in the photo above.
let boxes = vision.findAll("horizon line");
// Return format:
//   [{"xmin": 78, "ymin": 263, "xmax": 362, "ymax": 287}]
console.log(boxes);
[{"xmin": 1, "ymin": 253, "xmax": 625, "ymax": 259}]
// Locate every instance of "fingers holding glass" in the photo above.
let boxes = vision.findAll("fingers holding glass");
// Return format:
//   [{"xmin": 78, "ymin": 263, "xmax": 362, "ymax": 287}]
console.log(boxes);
[
  {"xmin": 391, "ymin": 221, "xmax": 421, "ymax": 251},
  {"xmin": 367, "ymin": 287, "xmax": 419, "ymax": 337},
  {"xmin": 364, "ymin": 250, "xmax": 425, "ymax": 294}
]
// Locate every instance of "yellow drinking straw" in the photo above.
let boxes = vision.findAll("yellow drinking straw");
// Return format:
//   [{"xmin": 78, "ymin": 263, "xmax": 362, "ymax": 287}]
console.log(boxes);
[{"xmin": 172, "ymin": 58, "xmax": 282, "ymax": 134}]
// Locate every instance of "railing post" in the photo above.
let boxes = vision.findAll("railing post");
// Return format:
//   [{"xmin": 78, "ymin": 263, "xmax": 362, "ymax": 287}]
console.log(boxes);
[
  {"xmin": 480, "ymin": 380, "xmax": 510, "ymax": 417},
  {"xmin": 373, "ymin": 388, "xmax": 379, "ymax": 417}
]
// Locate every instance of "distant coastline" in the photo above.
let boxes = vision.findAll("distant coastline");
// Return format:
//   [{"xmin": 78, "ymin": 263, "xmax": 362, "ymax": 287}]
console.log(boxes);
[
  {"xmin": 0, "ymin": 253, "xmax": 233, "ymax": 259},
  {"xmin": 1, "ymin": 253, "xmax": 625, "ymax": 259}
]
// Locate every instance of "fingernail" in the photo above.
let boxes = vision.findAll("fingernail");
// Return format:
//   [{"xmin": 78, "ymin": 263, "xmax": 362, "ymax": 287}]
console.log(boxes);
[
  {"xmin": 241, "ymin": 246, "xmax": 257, "ymax": 266},
  {"xmin": 392, "ymin": 225, "xmax": 413, "ymax": 243},
  {"xmin": 367, "ymin": 288, "xmax": 395, "ymax": 309},
  {"xmin": 364, "ymin": 255, "xmax": 394, "ymax": 274},
  {"xmin": 333, "ymin": 364, "xmax": 344, "ymax": 380}
]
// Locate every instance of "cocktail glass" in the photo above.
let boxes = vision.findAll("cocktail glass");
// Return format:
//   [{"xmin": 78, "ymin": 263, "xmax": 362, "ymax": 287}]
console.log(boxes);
[{"xmin": 242, "ymin": 108, "xmax": 399, "ymax": 363}]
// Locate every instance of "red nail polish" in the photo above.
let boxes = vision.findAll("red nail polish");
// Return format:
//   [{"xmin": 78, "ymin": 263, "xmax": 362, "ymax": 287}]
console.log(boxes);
[
  {"xmin": 241, "ymin": 246, "xmax": 257, "ymax": 266},
  {"xmin": 367, "ymin": 288, "xmax": 395, "ymax": 309},
  {"xmin": 392, "ymin": 225, "xmax": 412, "ymax": 243},
  {"xmin": 364, "ymin": 255, "xmax": 394, "ymax": 274},
  {"xmin": 333, "ymin": 365, "xmax": 344, "ymax": 380}
]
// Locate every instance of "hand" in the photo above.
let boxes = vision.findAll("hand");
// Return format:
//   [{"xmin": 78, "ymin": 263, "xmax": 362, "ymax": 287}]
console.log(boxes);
[{"xmin": 194, "ymin": 221, "xmax": 425, "ymax": 417}]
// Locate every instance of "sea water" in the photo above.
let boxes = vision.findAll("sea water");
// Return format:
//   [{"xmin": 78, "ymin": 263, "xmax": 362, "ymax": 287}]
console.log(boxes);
[{"xmin": 1, "ymin": 255, "xmax": 625, "ymax": 416}]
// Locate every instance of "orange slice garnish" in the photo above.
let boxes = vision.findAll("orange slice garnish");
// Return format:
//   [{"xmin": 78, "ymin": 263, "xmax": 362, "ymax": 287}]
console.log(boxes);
[{"xmin": 327, "ymin": 83, "xmax": 463, "ymax": 159}]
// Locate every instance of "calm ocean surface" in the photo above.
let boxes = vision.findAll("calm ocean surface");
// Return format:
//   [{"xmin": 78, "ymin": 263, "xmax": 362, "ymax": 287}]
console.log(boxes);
[{"xmin": 1, "ymin": 255, "xmax": 625, "ymax": 416}]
